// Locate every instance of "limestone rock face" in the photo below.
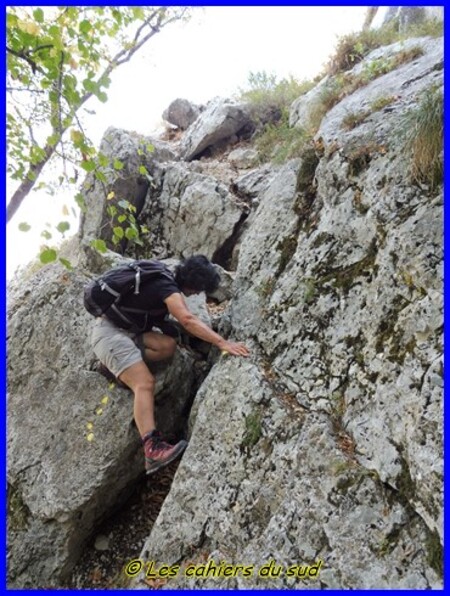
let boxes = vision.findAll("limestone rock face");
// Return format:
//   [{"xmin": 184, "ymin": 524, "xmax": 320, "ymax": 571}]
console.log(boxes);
[
  {"xmin": 78, "ymin": 127, "xmax": 177, "ymax": 250},
  {"xmin": 290, "ymin": 37, "xmax": 443, "ymax": 132},
  {"xmin": 138, "ymin": 162, "xmax": 245, "ymax": 262},
  {"xmin": 8, "ymin": 30, "xmax": 443, "ymax": 591},
  {"xmin": 181, "ymin": 98, "xmax": 254, "ymax": 160},
  {"xmin": 132, "ymin": 37, "xmax": 443, "ymax": 589},
  {"xmin": 135, "ymin": 359, "xmax": 441, "ymax": 589},
  {"xmin": 228, "ymin": 147, "xmax": 259, "ymax": 169},
  {"xmin": 381, "ymin": 6, "xmax": 443, "ymax": 32},
  {"xmin": 289, "ymin": 75, "xmax": 332, "ymax": 131},
  {"xmin": 7, "ymin": 261, "xmax": 197, "ymax": 587},
  {"xmin": 163, "ymin": 98, "xmax": 201, "ymax": 130}
]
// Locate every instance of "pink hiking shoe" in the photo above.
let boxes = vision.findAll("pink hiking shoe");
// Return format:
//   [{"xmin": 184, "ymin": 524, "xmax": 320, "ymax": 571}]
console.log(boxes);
[{"xmin": 142, "ymin": 430, "xmax": 188, "ymax": 475}]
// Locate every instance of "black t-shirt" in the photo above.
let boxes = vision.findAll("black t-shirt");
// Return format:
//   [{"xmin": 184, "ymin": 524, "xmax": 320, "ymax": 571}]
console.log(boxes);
[{"xmin": 119, "ymin": 275, "xmax": 181, "ymax": 331}]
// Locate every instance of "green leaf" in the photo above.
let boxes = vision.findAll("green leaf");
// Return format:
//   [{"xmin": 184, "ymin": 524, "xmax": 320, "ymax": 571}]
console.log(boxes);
[
  {"xmin": 79, "ymin": 20, "xmax": 92, "ymax": 34},
  {"xmin": 118, "ymin": 199, "xmax": 130, "ymax": 210},
  {"xmin": 113, "ymin": 159, "xmax": 124, "ymax": 170},
  {"xmin": 95, "ymin": 170, "xmax": 107, "ymax": 183},
  {"xmin": 59, "ymin": 258, "xmax": 73, "ymax": 270},
  {"xmin": 125, "ymin": 227, "xmax": 138, "ymax": 240},
  {"xmin": 41, "ymin": 230, "xmax": 52, "ymax": 240},
  {"xmin": 97, "ymin": 91, "xmax": 108, "ymax": 103},
  {"xmin": 56, "ymin": 221, "xmax": 70, "ymax": 234},
  {"xmin": 18, "ymin": 222, "xmax": 31, "ymax": 232},
  {"xmin": 98, "ymin": 153, "xmax": 109, "ymax": 167},
  {"xmin": 33, "ymin": 8, "xmax": 44, "ymax": 23},
  {"xmin": 91, "ymin": 239, "xmax": 107, "ymax": 253},
  {"xmin": 146, "ymin": 143, "xmax": 155, "ymax": 153},
  {"xmin": 75, "ymin": 192, "xmax": 87, "ymax": 212},
  {"xmin": 80, "ymin": 160, "xmax": 96, "ymax": 172},
  {"xmin": 132, "ymin": 7, "xmax": 145, "ymax": 19},
  {"xmin": 113, "ymin": 226, "xmax": 124, "ymax": 239},
  {"xmin": 46, "ymin": 133, "xmax": 60, "ymax": 147},
  {"xmin": 139, "ymin": 165, "xmax": 149, "ymax": 176},
  {"xmin": 7, "ymin": 12, "xmax": 19, "ymax": 27},
  {"xmin": 40, "ymin": 248, "xmax": 57, "ymax": 264},
  {"xmin": 48, "ymin": 24, "xmax": 60, "ymax": 37},
  {"xmin": 82, "ymin": 79, "xmax": 97, "ymax": 93},
  {"xmin": 118, "ymin": 214, "xmax": 127, "ymax": 223}
]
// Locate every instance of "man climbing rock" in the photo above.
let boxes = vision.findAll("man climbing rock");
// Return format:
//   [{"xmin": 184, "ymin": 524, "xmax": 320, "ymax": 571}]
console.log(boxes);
[{"xmin": 88, "ymin": 255, "xmax": 250, "ymax": 474}]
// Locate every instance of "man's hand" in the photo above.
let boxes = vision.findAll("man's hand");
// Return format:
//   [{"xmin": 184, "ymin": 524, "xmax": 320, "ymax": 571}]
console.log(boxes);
[
  {"xmin": 219, "ymin": 340, "xmax": 250, "ymax": 357},
  {"xmin": 165, "ymin": 293, "xmax": 250, "ymax": 357}
]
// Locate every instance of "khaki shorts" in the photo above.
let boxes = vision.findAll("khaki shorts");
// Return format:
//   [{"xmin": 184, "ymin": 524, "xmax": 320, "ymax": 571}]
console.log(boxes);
[{"xmin": 91, "ymin": 318, "xmax": 143, "ymax": 378}]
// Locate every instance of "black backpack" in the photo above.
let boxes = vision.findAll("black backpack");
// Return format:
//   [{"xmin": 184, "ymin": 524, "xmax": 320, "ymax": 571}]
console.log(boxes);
[{"xmin": 83, "ymin": 259, "xmax": 175, "ymax": 332}]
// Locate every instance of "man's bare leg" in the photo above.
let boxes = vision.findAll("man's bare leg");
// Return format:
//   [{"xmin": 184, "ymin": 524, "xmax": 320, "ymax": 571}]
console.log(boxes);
[
  {"xmin": 119, "ymin": 361, "xmax": 156, "ymax": 436},
  {"xmin": 140, "ymin": 331, "xmax": 177, "ymax": 363},
  {"xmin": 118, "ymin": 332, "xmax": 177, "ymax": 436},
  {"xmin": 118, "ymin": 334, "xmax": 186, "ymax": 474}
]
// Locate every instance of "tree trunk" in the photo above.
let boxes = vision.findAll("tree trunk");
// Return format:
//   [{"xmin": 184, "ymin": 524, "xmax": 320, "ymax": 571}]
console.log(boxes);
[{"xmin": 7, "ymin": 145, "xmax": 54, "ymax": 222}]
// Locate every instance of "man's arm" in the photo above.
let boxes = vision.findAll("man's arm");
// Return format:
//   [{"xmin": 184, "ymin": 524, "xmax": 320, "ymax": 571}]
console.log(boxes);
[{"xmin": 164, "ymin": 293, "xmax": 250, "ymax": 357}]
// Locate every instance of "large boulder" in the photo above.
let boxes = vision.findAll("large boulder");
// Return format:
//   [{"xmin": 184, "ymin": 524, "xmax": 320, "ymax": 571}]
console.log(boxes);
[
  {"xmin": 181, "ymin": 98, "xmax": 254, "ymax": 160},
  {"xmin": 163, "ymin": 98, "xmax": 201, "ymax": 130},
  {"xmin": 7, "ymin": 258, "xmax": 198, "ymax": 587},
  {"xmin": 228, "ymin": 147, "xmax": 259, "ymax": 169},
  {"xmin": 317, "ymin": 37, "xmax": 443, "ymax": 146},
  {"xmin": 133, "ymin": 358, "xmax": 441, "ymax": 589},
  {"xmin": 290, "ymin": 36, "xmax": 443, "ymax": 132},
  {"xmin": 137, "ymin": 162, "xmax": 246, "ymax": 264},
  {"xmin": 78, "ymin": 127, "xmax": 176, "ymax": 250}
]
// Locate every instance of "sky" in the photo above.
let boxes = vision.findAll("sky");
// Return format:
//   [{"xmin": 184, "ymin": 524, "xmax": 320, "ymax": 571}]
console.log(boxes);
[{"xmin": 6, "ymin": 5, "xmax": 373, "ymax": 280}]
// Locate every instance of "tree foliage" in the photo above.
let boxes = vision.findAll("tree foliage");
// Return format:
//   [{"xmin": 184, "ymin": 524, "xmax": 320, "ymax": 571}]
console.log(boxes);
[{"xmin": 6, "ymin": 6, "xmax": 189, "ymax": 225}]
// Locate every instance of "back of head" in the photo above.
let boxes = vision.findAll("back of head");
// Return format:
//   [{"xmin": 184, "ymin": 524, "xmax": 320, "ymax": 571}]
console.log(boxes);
[{"xmin": 174, "ymin": 255, "xmax": 220, "ymax": 294}]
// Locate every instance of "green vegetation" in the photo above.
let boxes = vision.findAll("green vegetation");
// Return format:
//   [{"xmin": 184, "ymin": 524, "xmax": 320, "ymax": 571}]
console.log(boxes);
[
  {"xmin": 242, "ymin": 410, "xmax": 263, "ymax": 449},
  {"xmin": 302, "ymin": 278, "xmax": 317, "ymax": 304},
  {"xmin": 326, "ymin": 19, "xmax": 441, "ymax": 76},
  {"xmin": 257, "ymin": 276, "xmax": 276, "ymax": 299},
  {"xmin": 425, "ymin": 528, "xmax": 443, "ymax": 578},
  {"xmin": 7, "ymin": 5, "xmax": 189, "ymax": 263},
  {"xmin": 239, "ymin": 71, "xmax": 314, "ymax": 163},
  {"xmin": 7, "ymin": 483, "xmax": 30, "ymax": 532},
  {"xmin": 401, "ymin": 85, "xmax": 443, "ymax": 191},
  {"xmin": 254, "ymin": 121, "xmax": 312, "ymax": 164},
  {"xmin": 370, "ymin": 95, "xmax": 397, "ymax": 112},
  {"xmin": 277, "ymin": 235, "xmax": 298, "ymax": 274},
  {"xmin": 313, "ymin": 47, "xmax": 425, "ymax": 134},
  {"xmin": 240, "ymin": 70, "xmax": 314, "ymax": 125},
  {"xmin": 376, "ymin": 526, "xmax": 402, "ymax": 557},
  {"xmin": 342, "ymin": 109, "xmax": 371, "ymax": 131},
  {"xmin": 240, "ymin": 16, "xmax": 441, "ymax": 167}
]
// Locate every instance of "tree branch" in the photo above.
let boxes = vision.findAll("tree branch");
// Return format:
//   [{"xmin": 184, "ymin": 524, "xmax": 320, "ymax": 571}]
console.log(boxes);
[
  {"xmin": 29, "ymin": 44, "xmax": 54, "ymax": 54},
  {"xmin": 7, "ymin": 8, "xmax": 189, "ymax": 222},
  {"xmin": 7, "ymin": 45, "xmax": 45, "ymax": 75},
  {"xmin": 7, "ymin": 86, "xmax": 45, "ymax": 94},
  {"xmin": 7, "ymin": 146, "xmax": 53, "ymax": 222}
]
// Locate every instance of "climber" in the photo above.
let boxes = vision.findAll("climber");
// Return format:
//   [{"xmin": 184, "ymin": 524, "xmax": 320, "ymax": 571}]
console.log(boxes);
[{"xmin": 89, "ymin": 255, "xmax": 250, "ymax": 475}]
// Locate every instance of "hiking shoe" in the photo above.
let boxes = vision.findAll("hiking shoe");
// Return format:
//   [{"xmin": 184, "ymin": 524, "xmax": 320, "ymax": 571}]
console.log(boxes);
[{"xmin": 143, "ymin": 430, "xmax": 188, "ymax": 475}]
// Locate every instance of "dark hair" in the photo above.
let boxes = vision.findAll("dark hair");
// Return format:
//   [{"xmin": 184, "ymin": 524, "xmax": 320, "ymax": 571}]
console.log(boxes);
[{"xmin": 174, "ymin": 255, "xmax": 220, "ymax": 294}]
